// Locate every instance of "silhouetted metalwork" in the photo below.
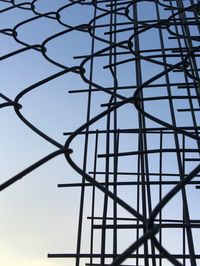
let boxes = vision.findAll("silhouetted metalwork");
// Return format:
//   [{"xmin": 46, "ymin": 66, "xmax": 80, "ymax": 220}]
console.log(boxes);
[{"xmin": 0, "ymin": 0, "xmax": 200, "ymax": 265}]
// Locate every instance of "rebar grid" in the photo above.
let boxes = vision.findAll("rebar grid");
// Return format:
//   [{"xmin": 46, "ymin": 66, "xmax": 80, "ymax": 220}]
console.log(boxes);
[{"xmin": 0, "ymin": 0, "xmax": 200, "ymax": 265}]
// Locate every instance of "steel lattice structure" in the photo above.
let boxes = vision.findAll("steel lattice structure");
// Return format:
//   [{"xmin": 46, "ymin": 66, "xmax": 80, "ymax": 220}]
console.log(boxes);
[{"xmin": 0, "ymin": 0, "xmax": 200, "ymax": 265}]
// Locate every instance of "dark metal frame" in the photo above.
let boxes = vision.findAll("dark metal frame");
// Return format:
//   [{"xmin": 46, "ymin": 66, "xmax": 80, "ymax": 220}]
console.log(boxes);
[{"xmin": 0, "ymin": 0, "xmax": 200, "ymax": 265}]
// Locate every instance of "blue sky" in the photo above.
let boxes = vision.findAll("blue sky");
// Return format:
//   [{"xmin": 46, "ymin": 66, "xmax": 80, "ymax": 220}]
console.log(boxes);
[{"xmin": 0, "ymin": 0, "xmax": 200, "ymax": 266}]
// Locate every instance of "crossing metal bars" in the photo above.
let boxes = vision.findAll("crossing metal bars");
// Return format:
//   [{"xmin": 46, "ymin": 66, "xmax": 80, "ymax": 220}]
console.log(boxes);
[{"xmin": 0, "ymin": 0, "xmax": 200, "ymax": 265}]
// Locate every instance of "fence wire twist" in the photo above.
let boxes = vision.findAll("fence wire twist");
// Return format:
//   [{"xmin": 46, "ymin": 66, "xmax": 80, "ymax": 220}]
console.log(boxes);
[{"xmin": 0, "ymin": 0, "xmax": 200, "ymax": 265}]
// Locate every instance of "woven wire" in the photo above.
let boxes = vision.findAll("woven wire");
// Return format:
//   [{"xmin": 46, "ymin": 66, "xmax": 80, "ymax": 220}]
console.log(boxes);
[{"xmin": 0, "ymin": 0, "xmax": 200, "ymax": 265}]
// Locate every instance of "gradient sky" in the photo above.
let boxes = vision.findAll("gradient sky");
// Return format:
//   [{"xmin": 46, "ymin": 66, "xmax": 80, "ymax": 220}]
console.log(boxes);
[{"xmin": 0, "ymin": 1, "xmax": 200, "ymax": 266}]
